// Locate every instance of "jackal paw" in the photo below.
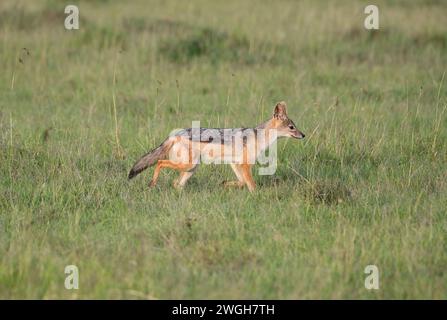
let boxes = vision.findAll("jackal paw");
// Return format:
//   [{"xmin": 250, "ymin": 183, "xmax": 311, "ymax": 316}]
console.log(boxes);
[
  {"xmin": 222, "ymin": 180, "xmax": 244, "ymax": 188},
  {"xmin": 148, "ymin": 180, "xmax": 157, "ymax": 188}
]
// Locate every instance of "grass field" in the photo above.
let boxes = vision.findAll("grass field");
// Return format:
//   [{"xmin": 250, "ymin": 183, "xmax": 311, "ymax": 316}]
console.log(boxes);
[{"xmin": 0, "ymin": 0, "xmax": 446, "ymax": 299}]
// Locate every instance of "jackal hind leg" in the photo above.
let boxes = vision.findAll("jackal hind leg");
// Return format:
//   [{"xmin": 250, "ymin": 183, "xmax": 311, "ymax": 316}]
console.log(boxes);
[
  {"xmin": 173, "ymin": 166, "xmax": 197, "ymax": 189},
  {"xmin": 149, "ymin": 160, "xmax": 195, "ymax": 188},
  {"xmin": 148, "ymin": 160, "xmax": 163, "ymax": 188}
]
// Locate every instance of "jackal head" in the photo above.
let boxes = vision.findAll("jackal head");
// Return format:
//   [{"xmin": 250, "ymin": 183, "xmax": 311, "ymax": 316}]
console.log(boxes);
[{"xmin": 270, "ymin": 101, "xmax": 305, "ymax": 139}]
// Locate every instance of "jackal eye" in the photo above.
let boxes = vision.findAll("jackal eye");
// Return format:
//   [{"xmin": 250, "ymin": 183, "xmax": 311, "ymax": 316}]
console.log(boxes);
[{"xmin": 288, "ymin": 125, "xmax": 295, "ymax": 130}]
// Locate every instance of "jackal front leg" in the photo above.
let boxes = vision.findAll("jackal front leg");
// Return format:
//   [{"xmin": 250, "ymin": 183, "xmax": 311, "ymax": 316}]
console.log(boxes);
[
  {"xmin": 223, "ymin": 164, "xmax": 248, "ymax": 189},
  {"xmin": 240, "ymin": 164, "xmax": 256, "ymax": 192}
]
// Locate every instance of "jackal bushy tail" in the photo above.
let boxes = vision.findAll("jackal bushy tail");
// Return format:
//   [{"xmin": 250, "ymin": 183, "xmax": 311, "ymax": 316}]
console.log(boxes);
[{"xmin": 128, "ymin": 139, "xmax": 173, "ymax": 179}]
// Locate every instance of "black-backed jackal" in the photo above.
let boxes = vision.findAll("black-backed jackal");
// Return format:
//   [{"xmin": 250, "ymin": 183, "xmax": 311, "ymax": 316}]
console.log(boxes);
[{"xmin": 128, "ymin": 101, "xmax": 305, "ymax": 192}]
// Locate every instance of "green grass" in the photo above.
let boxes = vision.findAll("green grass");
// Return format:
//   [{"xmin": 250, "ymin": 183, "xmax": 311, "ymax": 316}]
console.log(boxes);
[{"xmin": 0, "ymin": 0, "xmax": 446, "ymax": 299}]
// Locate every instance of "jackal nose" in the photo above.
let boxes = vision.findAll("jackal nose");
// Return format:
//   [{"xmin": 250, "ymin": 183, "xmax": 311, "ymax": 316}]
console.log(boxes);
[{"xmin": 301, "ymin": 133, "xmax": 305, "ymax": 138}]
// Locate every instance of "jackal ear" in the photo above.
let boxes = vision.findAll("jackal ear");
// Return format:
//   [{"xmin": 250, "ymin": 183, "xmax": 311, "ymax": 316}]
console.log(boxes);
[{"xmin": 273, "ymin": 101, "xmax": 288, "ymax": 120}]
